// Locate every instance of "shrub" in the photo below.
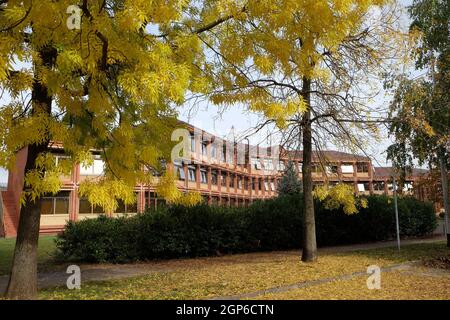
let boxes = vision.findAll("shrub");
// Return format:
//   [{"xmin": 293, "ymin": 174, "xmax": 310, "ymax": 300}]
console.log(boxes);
[{"xmin": 55, "ymin": 195, "xmax": 437, "ymax": 263}]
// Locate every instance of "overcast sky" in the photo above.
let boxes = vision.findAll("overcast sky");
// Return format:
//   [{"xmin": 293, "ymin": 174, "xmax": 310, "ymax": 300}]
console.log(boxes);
[{"xmin": 0, "ymin": 0, "xmax": 418, "ymax": 185}]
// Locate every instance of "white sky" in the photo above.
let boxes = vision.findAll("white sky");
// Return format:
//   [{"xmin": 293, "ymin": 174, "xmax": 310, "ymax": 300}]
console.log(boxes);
[{"xmin": 0, "ymin": 0, "xmax": 420, "ymax": 185}]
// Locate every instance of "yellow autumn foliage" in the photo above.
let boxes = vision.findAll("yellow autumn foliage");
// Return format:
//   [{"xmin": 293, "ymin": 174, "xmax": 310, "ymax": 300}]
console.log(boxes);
[
  {"xmin": 313, "ymin": 183, "xmax": 368, "ymax": 215},
  {"xmin": 0, "ymin": 0, "xmax": 215, "ymax": 208}
]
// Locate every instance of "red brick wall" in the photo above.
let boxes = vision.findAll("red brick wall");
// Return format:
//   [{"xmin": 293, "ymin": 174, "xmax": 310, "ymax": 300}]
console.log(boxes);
[{"xmin": 1, "ymin": 147, "xmax": 27, "ymax": 237}]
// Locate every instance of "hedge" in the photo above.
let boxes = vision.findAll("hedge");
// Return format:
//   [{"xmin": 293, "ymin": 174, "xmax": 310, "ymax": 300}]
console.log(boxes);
[{"xmin": 55, "ymin": 195, "xmax": 437, "ymax": 263}]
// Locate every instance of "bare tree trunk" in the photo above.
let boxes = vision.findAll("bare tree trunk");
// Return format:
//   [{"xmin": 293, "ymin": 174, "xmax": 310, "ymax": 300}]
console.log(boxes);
[
  {"xmin": 438, "ymin": 147, "xmax": 449, "ymax": 247},
  {"xmin": 5, "ymin": 47, "xmax": 55, "ymax": 300},
  {"xmin": 301, "ymin": 77, "xmax": 317, "ymax": 262}
]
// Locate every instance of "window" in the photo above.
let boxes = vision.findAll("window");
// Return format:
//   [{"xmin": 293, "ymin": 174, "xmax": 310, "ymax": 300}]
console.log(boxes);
[
  {"xmin": 237, "ymin": 176, "xmax": 242, "ymax": 189},
  {"xmin": 341, "ymin": 163, "xmax": 354, "ymax": 174},
  {"xmin": 278, "ymin": 161, "xmax": 285, "ymax": 171},
  {"xmin": 145, "ymin": 192, "xmax": 167, "ymax": 211},
  {"xmin": 200, "ymin": 170, "xmax": 207, "ymax": 184},
  {"xmin": 190, "ymin": 134, "xmax": 196, "ymax": 153},
  {"xmin": 244, "ymin": 177, "xmax": 249, "ymax": 190},
  {"xmin": 264, "ymin": 159, "xmax": 274, "ymax": 170},
  {"xmin": 326, "ymin": 165, "xmax": 338, "ymax": 174},
  {"xmin": 264, "ymin": 179, "xmax": 269, "ymax": 191},
  {"xmin": 201, "ymin": 141, "xmax": 208, "ymax": 156},
  {"xmin": 115, "ymin": 197, "xmax": 138, "ymax": 214},
  {"xmin": 357, "ymin": 163, "xmax": 369, "ymax": 173},
  {"xmin": 357, "ymin": 183, "xmax": 365, "ymax": 192},
  {"xmin": 270, "ymin": 182, "xmax": 275, "ymax": 191},
  {"xmin": 403, "ymin": 182, "xmax": 413, "ymax": 192},
  {"xmin": 80, "ymin": 156, "xmax": 104, "ymax": 175},
  {"xmin": 211, "ymin": 170, "xmax": 218, "ymax": 185},
  {"xmin": 79, "ymin": 197, "xmax": 105, "ymax": 214},
  {"xmin": 145, "ymin": 192, "xmax": 157, "ymax": 211},
  {"xmin": 173, "ymin": 162, "xmax": 184, "ymax": 180},
  {"xmin": 40, "ymin": 191, "xmax": 70, "ymax": 215},
  {"xmin": 227, "ymin": 145, "xmax": 234, "ymax": 164},
  {"xmin": 312, "ymin": 164, "xmax": 322, "ymax": 173},
  {"xmin": 175, "ymin": 165, "xmax": 185, "ymax": 180},
  {"xmin": 221, "ymin": 173, "xmax": 227, "ymax": 187},
  {"xmin": 373, "ymin": 181, "xmax": 385, "ymax": 191},
  {"xmin": 188, "ymin": 167, "xmax": 196, "ymax": 182},
  {"xmin": 53, "ymin": 154, "xmax": 71, "ymax": 171},
  {"xmin": 251, "ymin": 158, "xmax": 261, "ymax": 170},
  {"xmin": 211, "ymin": 143, "xmax": 217, "ymax": 159},
  {"xmin": 229, "ymin": 174, "xmax": 235, "ymax": 188},
  {"xmin": 222, "ymin": 145, "xmax": 227, "ymax": 162}
]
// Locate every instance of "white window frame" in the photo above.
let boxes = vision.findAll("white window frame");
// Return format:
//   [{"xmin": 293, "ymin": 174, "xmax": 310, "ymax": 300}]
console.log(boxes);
[{"xmin": 200, "ymin": 170, "xmax": 207, "ymax": 184}]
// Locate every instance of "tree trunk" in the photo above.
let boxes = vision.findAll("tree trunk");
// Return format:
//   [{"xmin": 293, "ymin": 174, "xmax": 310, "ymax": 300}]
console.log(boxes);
[
  {"xmin": 301, "ymin": 77, "xmax": 317, "ymax": 262},
  {"xmin": 438, "ymin": 147, "xmax": 449, "ymax": 247},
  {"xmin": 5, "ymin": 47, "xmax": 55, "ymax": 300}
]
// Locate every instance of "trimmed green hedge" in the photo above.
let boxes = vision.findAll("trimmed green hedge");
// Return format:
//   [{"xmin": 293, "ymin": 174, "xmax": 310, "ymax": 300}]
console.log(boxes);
[{"xmin": 55, "ymin": 195, "xmax": 437, "ymax": 263}]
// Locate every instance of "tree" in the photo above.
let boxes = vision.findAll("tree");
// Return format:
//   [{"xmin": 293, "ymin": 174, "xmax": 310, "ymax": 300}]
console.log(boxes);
[
  {"xmin": 197, "ymin": 0, "xmax": 400, "ymax": 261},
  {"xmin": 0, "ymin": 0, "xmax": 228, "ymax": 299},
  {"xmin": 277, "ymin": 160, "xmax": 302, "ymax": 196},
  {"xmin": 387, "ymin": 0, "xmax": 450, "ymax": 246}
]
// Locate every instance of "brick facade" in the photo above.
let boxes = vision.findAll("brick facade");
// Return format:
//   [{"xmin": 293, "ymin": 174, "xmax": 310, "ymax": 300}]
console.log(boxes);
[{"xmin": 0, "ymin": 124, "xmax": 434, "ymax": 237}]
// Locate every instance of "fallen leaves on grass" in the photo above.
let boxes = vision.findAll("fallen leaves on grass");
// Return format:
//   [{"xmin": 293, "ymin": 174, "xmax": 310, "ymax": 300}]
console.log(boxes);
[
  {"xmin": 39, "ymin": 242, "xmax": 449, "ymax": 300},
  {"xmin": 254, "ymin": 271, "xmax": 450, "ymax": 300}
]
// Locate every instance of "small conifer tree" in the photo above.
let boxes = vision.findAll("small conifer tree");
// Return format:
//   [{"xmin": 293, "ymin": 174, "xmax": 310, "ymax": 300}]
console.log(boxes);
[{"xmin": 277, "ymin": 160, "xmax": 302, "ymax": 195}]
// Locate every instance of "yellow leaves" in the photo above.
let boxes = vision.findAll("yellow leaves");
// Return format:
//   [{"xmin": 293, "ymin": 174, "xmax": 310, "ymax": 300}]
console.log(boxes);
[
  {"xmin": 78, "ymin": 178, "xmax": 136, "ymax": 213},
  {"xmin": 249, "ymin": 96, "xmax": 307, "ymax": 128},
  {"xmin": 177, "ymin": 191, "xmax": 203, "ymax": 207},
  {"xmin": 286, "ymin": 96, "xmax": 308, "ymax": 114},
  {"xmin": 39, "ymin": 243, "xmax": 450, "ymax": 300},
  {"xmin": 56, "ymin": 50, "xmax": 83, "ymax": 73},
  {"xmin": 20, "ymin": 152, "xmax": 73, "ymax": 204},
  {"xmin": 313, "ymin": 183, "xmax": 367, "ymax": 215},
  {"xmin": 2, "ymin": 4, "xmax": 27, "ymax": 24},
  {"xmin": 254, "ymin": 55, "xmax": 274, "ymax": 75},
  {"xmin": 155, "ymin": 169, "xmax": 202, "ymax": 206},
  {"xmin": 6, "ymin": 70, "xmax": 33, "ymax": 96}
]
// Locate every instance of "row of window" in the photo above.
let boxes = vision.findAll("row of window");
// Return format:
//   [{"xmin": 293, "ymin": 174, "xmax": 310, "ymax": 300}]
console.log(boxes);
[
  {"xmin": 40, "ymin": 191, "xmax": 138, "ymax": 215},
  {"xmin": 41, "ymin": 191, "xmax": 260, "ymax": 215},
  {"xmin": 191, "ymin": 135, "xmax": 233, "ymax": 164},
  {"xmin": 54, "ymin": 151, "xmax": 371, "ymax": 179},
  {"xmin": 250, "ymin": 159, "xmax": 370, "ymax": 174},
  {"xmin": 174, "ymin": 165, "xmax": 277, "ymax": 191}
]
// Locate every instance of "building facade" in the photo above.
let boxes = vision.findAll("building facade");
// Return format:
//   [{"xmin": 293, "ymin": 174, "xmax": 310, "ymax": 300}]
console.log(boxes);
[{"xmin": 0, "ymin": 124, "xmax": 431, "ymax": 238}]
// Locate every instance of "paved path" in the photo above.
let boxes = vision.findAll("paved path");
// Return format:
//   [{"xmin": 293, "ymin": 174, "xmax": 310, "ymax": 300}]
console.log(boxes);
[{"xmin": 0, "ymin": 236, "xmax": 446, "ymax": 293}]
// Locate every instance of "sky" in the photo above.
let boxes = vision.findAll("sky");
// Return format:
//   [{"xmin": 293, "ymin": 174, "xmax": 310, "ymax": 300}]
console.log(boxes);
[
  {"xmin": 177, "ymin": 0, "xmax": 418, "ymax": 167},
  {"xmin": 0, "ymin": 0, "xmax": 419, "ymax": 185}
]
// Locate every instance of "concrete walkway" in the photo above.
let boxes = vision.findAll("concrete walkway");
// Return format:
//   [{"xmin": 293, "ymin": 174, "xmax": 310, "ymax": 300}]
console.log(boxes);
[{"xmin": 0, "ymin": 236, "xmax": 446, "ymax": 293}]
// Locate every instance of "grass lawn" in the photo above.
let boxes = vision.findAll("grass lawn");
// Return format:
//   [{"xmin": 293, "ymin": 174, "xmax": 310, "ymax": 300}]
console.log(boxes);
[
  {"xmin": 0, "ymin": 236, "xmax": 56, "ymax": 276},
  {"xmin": 39, "ymin": 242, "xmax": 450, "ymax": 300}
]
